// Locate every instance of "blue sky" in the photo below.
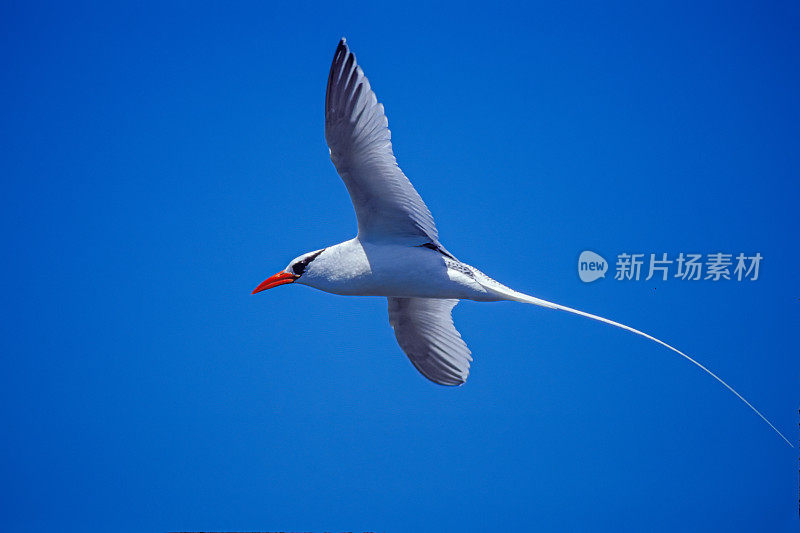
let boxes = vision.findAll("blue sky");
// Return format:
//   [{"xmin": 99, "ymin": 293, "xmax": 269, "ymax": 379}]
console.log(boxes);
[{"xmin": 2, "ymin": 1, "xmax": 799, "ymax": 531}]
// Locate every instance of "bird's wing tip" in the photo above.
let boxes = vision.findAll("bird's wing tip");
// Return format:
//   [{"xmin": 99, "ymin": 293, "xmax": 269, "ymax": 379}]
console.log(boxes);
[
  {"xmin": 335, "ymin": 37, "xmax": 350, "ymax": 58},
  {"xmin": 432, "ymin": 377, "xmax": 467, "ymax": 387}
]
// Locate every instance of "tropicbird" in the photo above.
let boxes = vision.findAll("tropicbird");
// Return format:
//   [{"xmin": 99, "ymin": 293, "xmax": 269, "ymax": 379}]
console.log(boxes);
[{"xmin": 253, "ymin": 38, "xmax": 791, "ymax": 447}]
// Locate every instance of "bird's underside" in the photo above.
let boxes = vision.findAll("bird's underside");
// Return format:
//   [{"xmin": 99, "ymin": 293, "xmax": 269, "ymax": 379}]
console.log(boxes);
[{"xmin": 251, "ymin": 38, "xmax": 792, "ymax": 446}]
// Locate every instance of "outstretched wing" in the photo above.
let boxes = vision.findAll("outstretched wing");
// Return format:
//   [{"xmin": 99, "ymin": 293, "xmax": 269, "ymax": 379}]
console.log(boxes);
[
  {"xmin": 326, "ymin": 38, "xmax": 439, "ymax": 246},
  {"xmin": 387, "ymin": 297, "xmax": 472, "ymax": 386}
]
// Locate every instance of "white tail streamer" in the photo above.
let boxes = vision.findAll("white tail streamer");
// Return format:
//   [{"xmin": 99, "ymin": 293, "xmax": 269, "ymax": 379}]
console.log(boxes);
[{"xmin": 499, "ymin": 287, "xmax": 793, "ymax": 447}]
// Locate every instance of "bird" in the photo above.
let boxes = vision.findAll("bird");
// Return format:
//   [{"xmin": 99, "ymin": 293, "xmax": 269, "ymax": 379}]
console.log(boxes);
[{"xmin": 252, "ymin": 38, "xmax": 791, "ymax": 447}]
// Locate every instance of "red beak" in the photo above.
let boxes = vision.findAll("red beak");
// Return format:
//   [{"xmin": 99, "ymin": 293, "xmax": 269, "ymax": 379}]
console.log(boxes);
[{"xmin": 251, "ymin": 271, "xmax": 298, "ymax": 294}]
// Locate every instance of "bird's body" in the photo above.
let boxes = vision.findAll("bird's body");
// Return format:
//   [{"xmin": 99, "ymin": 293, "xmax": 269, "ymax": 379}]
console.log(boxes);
[
  {"xmin": 252, "ymin": 38, "xmax": 790, "ymax": 445},
  {"xmin": 297, "ymin": 238, "xmax": 504, "ymax": 301}
]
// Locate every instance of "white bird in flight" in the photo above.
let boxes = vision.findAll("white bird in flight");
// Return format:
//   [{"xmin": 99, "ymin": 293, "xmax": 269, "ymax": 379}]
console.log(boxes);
[{"xmin": 253, "ymin": 38, "xmax": 791, "ymax": 447}]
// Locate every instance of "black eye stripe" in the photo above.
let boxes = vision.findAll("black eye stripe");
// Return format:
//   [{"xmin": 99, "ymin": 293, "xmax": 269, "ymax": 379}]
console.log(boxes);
[{"xmin": 292, "ymin": 249, "xmax": 325, "ymax": 276}]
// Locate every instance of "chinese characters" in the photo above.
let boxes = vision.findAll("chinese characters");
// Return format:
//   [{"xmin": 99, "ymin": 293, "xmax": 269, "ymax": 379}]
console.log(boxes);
[{"xmin": 612, "ymin": 252, "xmax": 761, "ymax": 281}]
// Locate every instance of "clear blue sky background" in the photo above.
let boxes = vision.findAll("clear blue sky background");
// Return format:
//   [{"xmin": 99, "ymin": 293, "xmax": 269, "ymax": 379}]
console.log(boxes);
[{"xmin": 2, "ymin": 1, "xmax": 798, "ymax": 531}]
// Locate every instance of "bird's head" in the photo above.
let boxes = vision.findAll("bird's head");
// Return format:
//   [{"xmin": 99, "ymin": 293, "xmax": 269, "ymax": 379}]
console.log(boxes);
[{"xmin": 251, "ymin": 249, "xmax": 326, "ymax": 294}]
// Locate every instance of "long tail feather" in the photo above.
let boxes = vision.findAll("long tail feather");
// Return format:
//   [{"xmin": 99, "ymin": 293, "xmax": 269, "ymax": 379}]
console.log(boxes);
[{"xmin": 501, "ymin": 287, "xmax": 793, "ymax": 447}]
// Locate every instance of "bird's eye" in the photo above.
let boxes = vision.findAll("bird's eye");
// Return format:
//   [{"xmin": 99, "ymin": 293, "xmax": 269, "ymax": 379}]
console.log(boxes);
[{"xmin": 291, "ymin": 249, "xmax": 326, "ymax": 277}]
